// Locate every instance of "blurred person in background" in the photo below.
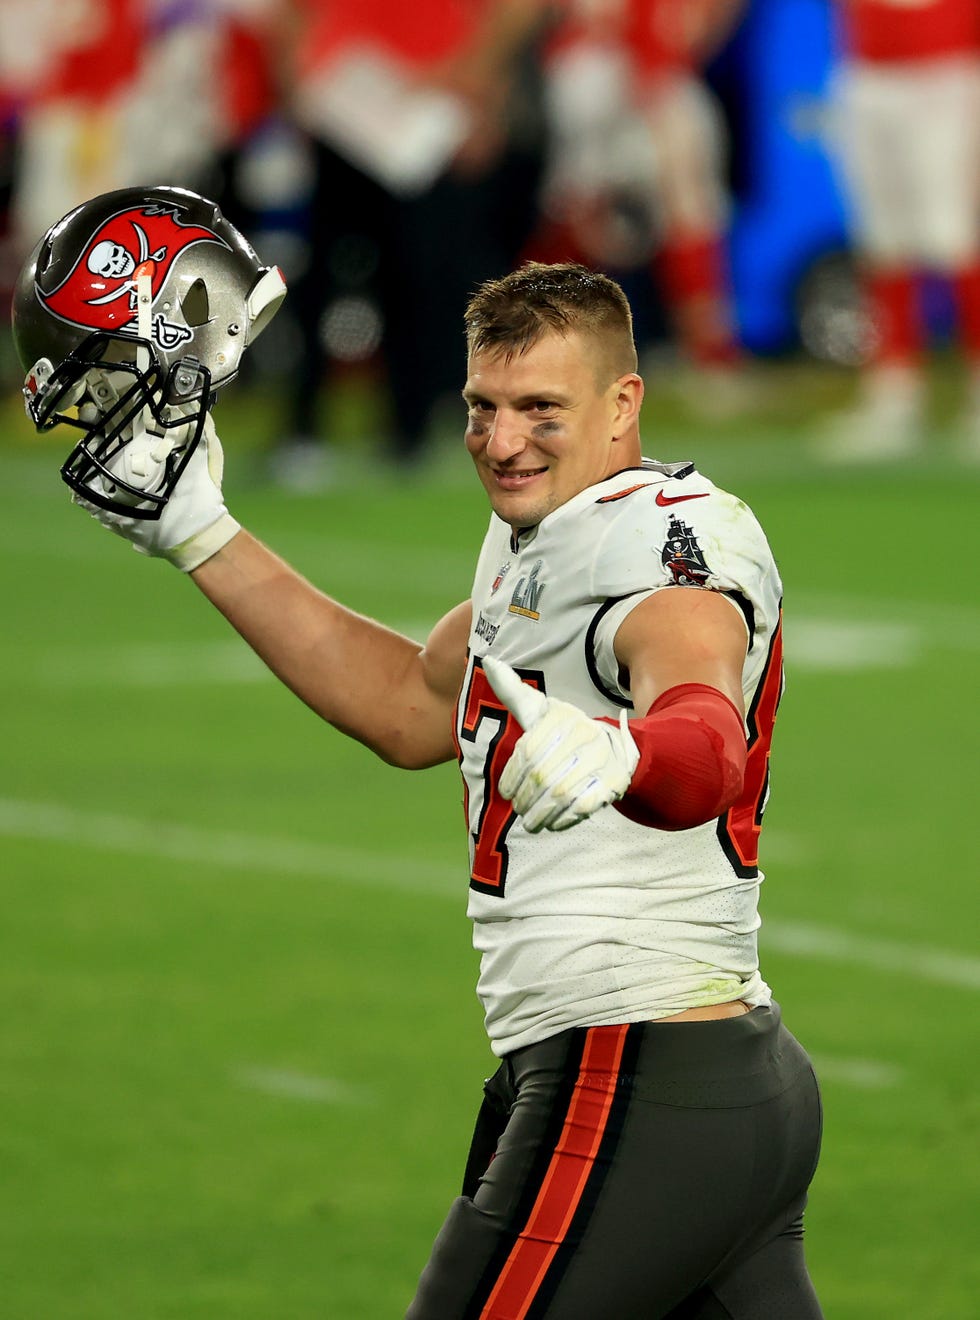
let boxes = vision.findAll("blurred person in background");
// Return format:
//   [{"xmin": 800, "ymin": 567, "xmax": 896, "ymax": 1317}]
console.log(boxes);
[
  {"xmin": 143, "ymin": 1, "xmax": 282, "ymax": 199},
  {"xmin": 0, "ymin": 0, "xmax": 40, "ymax": 377},
  {"xmin": 273, "ymin": 0, "xmax": 552, "ymax": 487},
  {"xmin": 6, "ymin": 0, "xmax": 148, "ymax": 251},
  {"xmin": 532, "ymin": 0, "xmax": 748, "ymax": 413},
  {"xmin": 0, "ymin": 0, "xmax": 291, "ymax": 397},
  {"xmin": 7, "ymin": 0, "xmax": 279, "ymax": 256},
  {"xmin": 816, "ymin": 0, "xmax": 980, "ymax": 461}
]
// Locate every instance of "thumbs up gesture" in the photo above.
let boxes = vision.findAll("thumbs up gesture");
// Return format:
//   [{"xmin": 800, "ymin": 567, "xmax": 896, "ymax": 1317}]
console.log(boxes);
[{"xmin": 482, "ymin": 656, "xmax": 639, "ymax": 833}]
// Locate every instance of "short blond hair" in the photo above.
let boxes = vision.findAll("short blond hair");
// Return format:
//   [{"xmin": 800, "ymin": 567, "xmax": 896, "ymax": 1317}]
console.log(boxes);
[{"xmin": 464, "ymin": 261, "xmax": 638, "ymax": 382}]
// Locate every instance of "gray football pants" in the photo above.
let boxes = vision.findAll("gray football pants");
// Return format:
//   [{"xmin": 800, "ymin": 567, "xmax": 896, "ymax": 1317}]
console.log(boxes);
[{"xmin": 406, "ymin": 1004, "xmax": 823, "ymax": 1319}]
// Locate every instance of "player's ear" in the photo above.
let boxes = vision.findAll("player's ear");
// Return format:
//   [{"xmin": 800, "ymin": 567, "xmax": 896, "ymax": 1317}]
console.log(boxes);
[{"xmin": 611, "ymin": 373, "xmax": 644, "ymax": 437}]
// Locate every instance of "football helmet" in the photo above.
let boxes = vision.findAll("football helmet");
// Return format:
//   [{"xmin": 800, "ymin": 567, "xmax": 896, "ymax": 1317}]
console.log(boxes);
[{"xmin": 12, "ymin": 185, "xmax": 285, "ymax": 517}]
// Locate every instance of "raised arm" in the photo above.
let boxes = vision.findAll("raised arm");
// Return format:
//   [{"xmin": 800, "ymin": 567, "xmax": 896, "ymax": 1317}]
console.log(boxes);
[
  {"xmin": 191, "ymin": 532, "xmax": 469, "ymax": 769},
  {"xmin": 55, "ymin": 410, "xmax": 468, "ymax": 770},
  {"xmin": 14, "ymin": 184, "xmax": 469, "ymax": 772}
]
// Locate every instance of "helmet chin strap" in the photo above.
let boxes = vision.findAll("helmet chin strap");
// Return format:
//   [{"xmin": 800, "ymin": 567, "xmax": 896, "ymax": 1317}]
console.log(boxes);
[{"xmin": 133, "ymin": 263, "xmax": 155, "ymax": 440}]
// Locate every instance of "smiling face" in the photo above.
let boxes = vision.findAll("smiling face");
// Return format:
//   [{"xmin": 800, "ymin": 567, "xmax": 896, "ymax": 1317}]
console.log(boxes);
[{"xmin": 463, "ymin": 329, "xmax": 644, "ymax": 531}]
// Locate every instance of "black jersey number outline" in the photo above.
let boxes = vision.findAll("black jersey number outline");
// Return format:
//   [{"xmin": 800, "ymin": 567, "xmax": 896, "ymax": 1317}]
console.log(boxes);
[{"xmin": 457, "ymin": 658, "xmax": 544, "ymax": 896}]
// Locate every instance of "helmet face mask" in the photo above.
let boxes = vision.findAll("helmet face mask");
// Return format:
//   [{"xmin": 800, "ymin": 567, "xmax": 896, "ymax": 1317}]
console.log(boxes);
[
  {"xmin": 12, "ymin": 185, "xmax": 285, "ymax": 518},
  {"xmin": 26, "ymin": 331, "xmax": 212, "ymax": 517}
]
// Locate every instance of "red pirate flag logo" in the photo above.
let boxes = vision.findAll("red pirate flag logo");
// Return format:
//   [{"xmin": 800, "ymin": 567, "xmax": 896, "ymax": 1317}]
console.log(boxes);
[
  {"xmin": 661, "ymin": 515, "xmax": 712, "ymax": 586},
  {"xmin": 40, "ymin": 203, "xmax": 227, "ymax": 350}
]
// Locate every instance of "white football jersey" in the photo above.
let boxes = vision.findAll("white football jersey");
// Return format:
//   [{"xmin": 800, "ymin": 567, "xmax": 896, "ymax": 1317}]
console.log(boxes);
[{"xmin": 455, "ymin": 460, "xmax": 783, "ymax": 1056}]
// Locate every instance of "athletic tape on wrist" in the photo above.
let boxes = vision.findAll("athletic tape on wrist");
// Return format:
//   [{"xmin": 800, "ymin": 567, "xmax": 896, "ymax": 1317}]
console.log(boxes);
[{"xmin": 167, "ymin": 512, "xmax": 242, "ymax": 572}]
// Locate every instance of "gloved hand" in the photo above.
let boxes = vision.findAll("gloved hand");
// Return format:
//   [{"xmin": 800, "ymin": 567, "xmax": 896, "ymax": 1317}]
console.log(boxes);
[
  {"xmin": 74, "ymin": 411, "xmax": 240, "ymax": 571},
  {"xmin": 483, "ymin": 655, "xmax": 640, "ymax": 832}
]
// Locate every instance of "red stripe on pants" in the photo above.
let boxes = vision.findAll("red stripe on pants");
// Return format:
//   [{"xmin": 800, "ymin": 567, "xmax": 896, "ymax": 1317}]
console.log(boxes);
[{"xmin": 479, "ymin": 1024, "xmax": 629, "ymax": 1320}]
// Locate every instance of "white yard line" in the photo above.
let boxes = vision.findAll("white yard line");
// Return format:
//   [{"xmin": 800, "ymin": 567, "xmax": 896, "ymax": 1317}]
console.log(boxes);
[
  {"xmin": 2, "ymin": 797, "xmax": 978, "ymax": 992},
  {"xmin": 0, "ymin": 797, "xmax": 460, "ymax": 899},
  {"xmin": 761, "ymin": 919, "xmax": 980, "ymax": 992},
  {"xmin": 807, "ymin": 1055, "xmax": 905, "ymax": 1090},
  {"xmin": 18, "ymin": 631, "xmax": 438, "ymax": 687},
  {"xmin": 233, "ymin": 1066, "xmax": 374, "ymax": 1106},
  {"xmin": 34, "ymin": 640, "xmax": 272, "ymax": 686},
  {"xmin": 9, "ymin": 606, "xmax": 979, "ymax": 692},
  {"xmin": 0, "ymin": 517, "xmax": 477, "ymax": 586},
  {"xmin": 237, "ymin": 1056, "xmax": 904, "ymax": 1102},
  {"xmin": 783, "ymin": 619, "xmax": 920, "ymax": 671},
  {"xmin": 792, "ymin": 590, "xmax": 980, "ymax": 642}
]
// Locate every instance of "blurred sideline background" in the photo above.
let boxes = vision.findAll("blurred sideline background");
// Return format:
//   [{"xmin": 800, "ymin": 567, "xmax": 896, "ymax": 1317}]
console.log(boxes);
[{"xmin": 1, "ymin": 2, "xmax": 978, "ymax": 1317}]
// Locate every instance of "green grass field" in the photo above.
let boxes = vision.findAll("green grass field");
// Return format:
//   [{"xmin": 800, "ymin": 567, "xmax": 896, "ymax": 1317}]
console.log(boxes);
[{"xmin": 2, "ymin": 359, "xmax": 978, "ymax": 1318}]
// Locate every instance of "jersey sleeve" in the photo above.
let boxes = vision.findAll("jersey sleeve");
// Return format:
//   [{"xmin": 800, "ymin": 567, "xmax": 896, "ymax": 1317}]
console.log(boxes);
[{"xmin": 589, "ymin": 482, "xmax": 783, "ymax": 707}]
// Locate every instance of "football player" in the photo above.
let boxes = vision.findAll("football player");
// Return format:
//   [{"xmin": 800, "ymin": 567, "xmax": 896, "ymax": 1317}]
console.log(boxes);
[
  {"xmin": 534, "ymin": 0, "xmax": 747, "ymax": 404},
  {"xmin": 13, "ymin": 194, "xmax": 822, "ymax": 1317},
  {"xmin": 818, "ymin": 0, "xmax": 980, "ymax": 460}
]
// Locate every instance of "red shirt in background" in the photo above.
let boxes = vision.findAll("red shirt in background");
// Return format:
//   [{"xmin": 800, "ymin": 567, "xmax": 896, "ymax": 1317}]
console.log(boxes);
[
  {"xmin": 546, "ymin": 0, "xmax": 741, "ymax": 74},
  {"xmin": 627, "ymin": 0, "xmax": 738, "ymax": 75},
  {"xmin": 842, "ymin": 0, "xmax": 980, "ymax": 63},
  {"xmin": 35, "ymin": 0, "xmax": 143, "ymax": 105},
  {"xmin": 219, "ymin": 16, "xmax": 278, "ymax": 139},
  {"xmin": 295, "ymin": 0, "xmax": 489, "ymax": 77}
]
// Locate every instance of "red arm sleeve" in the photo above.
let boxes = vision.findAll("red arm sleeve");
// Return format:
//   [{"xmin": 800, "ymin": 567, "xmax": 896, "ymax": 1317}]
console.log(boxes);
[{"xmin": 605, "ymin": 682, "xmax": 747, "ymax": 831}]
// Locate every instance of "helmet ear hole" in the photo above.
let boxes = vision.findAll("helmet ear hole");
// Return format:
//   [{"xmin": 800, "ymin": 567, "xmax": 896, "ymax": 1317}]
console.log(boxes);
[{"xmin": 181, "ymin": 277, "xmax": 210, "ymax": 327}]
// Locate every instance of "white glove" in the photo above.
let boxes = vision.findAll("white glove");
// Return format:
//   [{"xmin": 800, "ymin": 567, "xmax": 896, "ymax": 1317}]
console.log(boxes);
[
  {"xmin": 75, "ymin": 411, "xmax": 240, "ymax": 571},
  {"xmin": 483, "ymin": 656, "xmax": 640, "ymax": 833}
]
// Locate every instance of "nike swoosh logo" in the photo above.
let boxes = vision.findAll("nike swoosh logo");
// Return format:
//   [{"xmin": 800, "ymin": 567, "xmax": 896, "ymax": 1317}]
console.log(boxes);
[{"xmin": 656, "ymin": 489, "xmax": 710, "ymax": 507}]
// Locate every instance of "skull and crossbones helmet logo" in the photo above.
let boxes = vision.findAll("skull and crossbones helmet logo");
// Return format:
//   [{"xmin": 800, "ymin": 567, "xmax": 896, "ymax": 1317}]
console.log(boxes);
[{"xmin": 87, "ymin": 239, "xmax": 136, "ymax": 280}]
